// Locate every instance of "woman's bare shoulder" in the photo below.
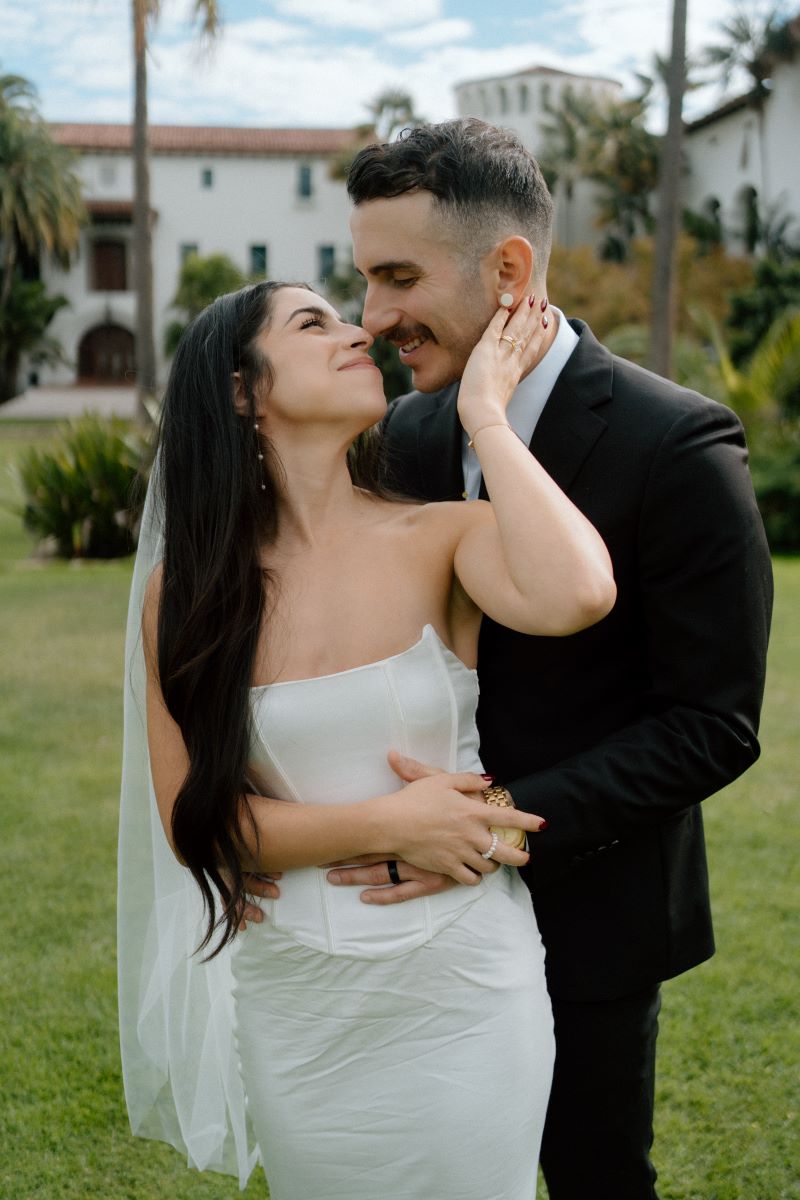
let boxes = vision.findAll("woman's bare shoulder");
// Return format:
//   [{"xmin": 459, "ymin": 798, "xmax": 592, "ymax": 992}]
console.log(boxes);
[{"xmin": 412, "ymin": 498, "xmax": 492, "ymax": 532}]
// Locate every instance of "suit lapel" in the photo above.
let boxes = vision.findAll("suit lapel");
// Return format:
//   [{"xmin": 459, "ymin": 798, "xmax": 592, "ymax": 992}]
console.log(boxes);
[
  {"xmin": 417, "ymin": 384, "xmax": 465, "ymax": 501},
  {"xmin": 412, "ymin": 322, "xmax": 613, "ymax": 501},
  {"xmin": 529, "ymin": 320, "xmax": 613, "ymax": 493}
]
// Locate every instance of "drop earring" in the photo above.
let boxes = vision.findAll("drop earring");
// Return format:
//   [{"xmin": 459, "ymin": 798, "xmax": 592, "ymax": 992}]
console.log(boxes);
[
  {"xmin": 499, "ymin": 292, "xmax": 514, "ymax": 308},
  {"xmin": 254, "ymin": 421, "xmax": 266, "ymax": 491}
]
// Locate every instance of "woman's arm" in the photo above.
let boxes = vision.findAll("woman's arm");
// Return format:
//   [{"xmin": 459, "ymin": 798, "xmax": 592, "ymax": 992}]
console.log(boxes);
[
  {"xmin": 452, "ymin": 300, "xmax": 616, "ymax": 636},
  {"xmin": 142, "ymin": 577, "xmax": 542, "ymax": 880}
]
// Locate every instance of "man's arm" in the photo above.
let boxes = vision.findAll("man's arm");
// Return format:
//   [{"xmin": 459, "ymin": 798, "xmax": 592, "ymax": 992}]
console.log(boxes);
[
  {"xmin": 332, "ymin": 400, "xmax": 772, "ymax": 902},
  {"xmin": 509, "ymin": 402, "xmax": 771, "ymax": 883}
]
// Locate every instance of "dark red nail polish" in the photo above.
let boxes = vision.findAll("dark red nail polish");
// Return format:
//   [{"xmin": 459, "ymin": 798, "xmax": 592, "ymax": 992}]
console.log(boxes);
[
  {"xmin": 528, "ymin": 294, "xmax": 536, "ymax": 308},
  {"xmin": 540, "ymin": 297, "xmax": 548, "ymax": 311},
  {"xmin": 481, "ymin": 773, "xmax": 495, "ymax": 781},
  {"xmin": 537, "ymin": 819, "xmax": 549, "ymax": 831},
  {"xmin": 542, "ymin": 315, "xmax": 549, "ymax": 329}
]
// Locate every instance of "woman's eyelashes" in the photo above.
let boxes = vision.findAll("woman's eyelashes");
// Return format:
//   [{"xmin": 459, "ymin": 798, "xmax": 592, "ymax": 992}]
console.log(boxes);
[{"xmin": 299, "ymin": 314, "xmax": 326, "ymax": 330}]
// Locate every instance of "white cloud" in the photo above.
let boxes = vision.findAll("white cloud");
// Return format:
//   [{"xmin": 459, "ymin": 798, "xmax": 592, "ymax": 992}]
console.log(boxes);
[
  {"xmin": 271, "ymin": 0, "xmax": 442, "ymax": 33},
  {"xmin": 384, "ymin": 19, "xmax": 474, "ymax": 50},
  {"xmin": 4, "ymin": 0, "xmax": 758, "ymax": 136}
]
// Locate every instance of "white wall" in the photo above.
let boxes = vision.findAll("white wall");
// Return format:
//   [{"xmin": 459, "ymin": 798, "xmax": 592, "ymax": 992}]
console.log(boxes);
[
  {"xmin": 683, "ymin": 59, "xmax": 800, "ymax": 251},
  {"xmin": 454, "ymin": 71, "xmax": 621, "ymax": 251},
  {"xmin": 39, "ymin": 148, "xmax": 353, "ymax": 386}
]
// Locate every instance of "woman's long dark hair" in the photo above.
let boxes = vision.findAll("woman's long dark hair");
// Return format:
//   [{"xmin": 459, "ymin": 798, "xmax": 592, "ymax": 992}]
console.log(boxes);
[
  {"xmin": 157, "ymin": 279, "xmax": 390, "ymax": 957},
  {"xmin": 157, "ymin": 282, "xmax": 287, "ymax": 955}
]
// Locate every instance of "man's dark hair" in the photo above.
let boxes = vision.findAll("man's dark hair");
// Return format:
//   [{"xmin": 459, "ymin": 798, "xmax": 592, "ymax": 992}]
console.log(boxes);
[{"xmin": 347, "ymin": 118, "xmax": 554, "ymax": 278}]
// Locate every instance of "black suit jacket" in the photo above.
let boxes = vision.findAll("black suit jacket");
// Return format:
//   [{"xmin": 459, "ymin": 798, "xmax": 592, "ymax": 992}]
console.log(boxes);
[{"xmin": 382, "ymin": 320, "xmax": 773, "ymax": 1002}]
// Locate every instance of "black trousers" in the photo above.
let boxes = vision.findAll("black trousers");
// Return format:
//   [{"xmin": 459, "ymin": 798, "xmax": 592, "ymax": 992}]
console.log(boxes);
[{"xmin": 540, "ymin": 984, "xmax": 661, "ymax": 1200}]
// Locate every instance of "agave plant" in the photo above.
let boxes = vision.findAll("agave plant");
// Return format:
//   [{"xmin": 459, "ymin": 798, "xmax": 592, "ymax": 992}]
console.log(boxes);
[
  {"xmin": 13, "ymin": 414, "xmax": 150, "ymax": 558},
  {"xmin": 691, "ymin": 303, "xmax": 800, "ymax": 430}
]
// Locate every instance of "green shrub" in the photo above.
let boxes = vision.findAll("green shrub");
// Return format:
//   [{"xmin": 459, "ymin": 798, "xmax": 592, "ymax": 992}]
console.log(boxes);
[
  {"xmin": 13, "ymin": 414, "xmax": 148, "ymax": 558},
  {"xmin": 726, "ymin": 258, "xmax": 800, "ymax": 366},
  {"xmin": 750, "ymin": 418, "xmax": 800, "ymax": 552}
]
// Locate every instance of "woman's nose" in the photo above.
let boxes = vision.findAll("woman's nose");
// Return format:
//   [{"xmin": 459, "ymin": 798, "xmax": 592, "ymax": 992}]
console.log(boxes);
[{"xmin": 347, "ymin": 324, "xmax": 373, "ymax": 351}]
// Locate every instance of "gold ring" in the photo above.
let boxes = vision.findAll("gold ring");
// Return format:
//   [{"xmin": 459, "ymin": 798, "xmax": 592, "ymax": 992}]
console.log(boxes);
[{"xmin": 499, "ymin": 334, "xmax": 521, "ymax": 352}]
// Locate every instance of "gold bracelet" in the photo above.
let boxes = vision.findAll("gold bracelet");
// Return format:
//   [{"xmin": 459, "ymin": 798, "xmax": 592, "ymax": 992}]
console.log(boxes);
[
  {"xmin": 467, "ymin": 422, "xmax": 511, "ymax": 449},
  {"xmin": 482, "ymin": 784, "xmax": 527, "ymax": 850}
]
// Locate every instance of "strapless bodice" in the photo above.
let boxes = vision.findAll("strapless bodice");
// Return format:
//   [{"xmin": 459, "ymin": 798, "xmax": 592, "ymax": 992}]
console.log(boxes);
[{"xmin": 247, "ymin": 624, "xmax": 505, "ymax": 958}]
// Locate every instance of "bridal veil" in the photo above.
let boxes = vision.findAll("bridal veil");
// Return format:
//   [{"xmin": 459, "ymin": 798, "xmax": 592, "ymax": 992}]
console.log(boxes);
[{"xmin": 117, "ymin": 458, "xmax": 259, "ymax": 1185}]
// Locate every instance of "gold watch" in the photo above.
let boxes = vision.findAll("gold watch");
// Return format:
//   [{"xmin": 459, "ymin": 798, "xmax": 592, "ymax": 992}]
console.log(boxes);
[{"xmin": 482, "ymin": 785, "xmax": 527, "ymax": 850}]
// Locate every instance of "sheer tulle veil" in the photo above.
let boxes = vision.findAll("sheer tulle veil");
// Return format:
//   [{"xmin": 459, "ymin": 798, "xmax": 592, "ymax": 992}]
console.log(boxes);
[{"xmin": 117, "ymin": 453, "xmax": 259, "ymax": 1184}]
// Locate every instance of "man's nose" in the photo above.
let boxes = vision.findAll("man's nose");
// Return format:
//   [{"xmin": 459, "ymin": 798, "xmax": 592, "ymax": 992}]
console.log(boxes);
[{"xmin": 361, "ymin": 286, "xmax": 395, "ymax": 338}]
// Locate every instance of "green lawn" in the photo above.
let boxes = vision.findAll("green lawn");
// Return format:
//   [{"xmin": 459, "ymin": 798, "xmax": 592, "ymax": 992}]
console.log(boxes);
[{"xmin": 1, "ymin": 423, "xmax": 797, "ymax": 1199}]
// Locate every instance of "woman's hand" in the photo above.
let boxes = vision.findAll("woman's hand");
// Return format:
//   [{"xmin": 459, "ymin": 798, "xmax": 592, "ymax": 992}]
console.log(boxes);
[
  {"xmin": 376, "ymin": 750, "xmax": 546, "ymax": 886},
  {"xmin": 457, "ymin": 296, "xmax": 547, "ymax": 440}
]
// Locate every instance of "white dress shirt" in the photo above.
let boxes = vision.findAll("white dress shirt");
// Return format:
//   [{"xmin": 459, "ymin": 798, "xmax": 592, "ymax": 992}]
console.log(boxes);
[{"xmin": 461, "ymin": 307, "xmax": 579, "ymax": 500}]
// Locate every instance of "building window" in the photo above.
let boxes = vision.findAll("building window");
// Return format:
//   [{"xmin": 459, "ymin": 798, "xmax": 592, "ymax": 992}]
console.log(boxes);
[
  {"xmin": 201, "ymin": 167, "xmax": 213, "ymax": 189},
  {"xmin": 498, "ymin": 84, "xmax": 508, "ymax": 114},
  {"xmin": 298, "ymin": 163, "xmax": 313, "ymax": 199},
  {"xmin": 250, "ymin": 244, "xmax": 268, "ymax": 276},
  {"xmin": 519, "ymin": 83, "xmax": 529, "ymax": 113},
  {"xmin": 180, "ymin": 243, "xmax": 199, "ymax": 263},
  {"xmin": 478, "ymin": 87, "xmax": 489, "ymax": 116},
  {"xmin": 91, "ymin": 238, "xmax": 127, "ymax": 291},
  {"xmin": 317, "ymin": 245, "xmax": 335, "ymax": 281},
  {"xmin": 99, "ymin": 162, "xmax": 117, "ymax": 187}
]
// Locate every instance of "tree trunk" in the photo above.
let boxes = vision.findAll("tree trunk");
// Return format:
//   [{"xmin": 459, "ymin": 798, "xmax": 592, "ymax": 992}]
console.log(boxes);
[
  {"xmin": 0, "ymin": 349, "xmax": 21, "ymax": 404},
  {"xmin": 651, "ymin": 0, "xmax": 687, "ymax": 381},
  {"xmin": 132, "ymin": 1, "xmax": 157, "ymax": 425},
  {"xmin": 756, "ymin": 103, "xmax": 769, "ymax": 212}
]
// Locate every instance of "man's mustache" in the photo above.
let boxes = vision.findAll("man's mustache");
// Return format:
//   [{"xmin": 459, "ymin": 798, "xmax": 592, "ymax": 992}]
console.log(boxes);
[{"xmin": 382, "ymin": 324, "xmax": 434, "ymax": 348}]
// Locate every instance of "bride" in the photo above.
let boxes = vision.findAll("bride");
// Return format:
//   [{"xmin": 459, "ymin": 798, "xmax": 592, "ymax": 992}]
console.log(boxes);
[{"xmin": 118, "ymin": 279, "xmax": 615, "ymax": 1199}]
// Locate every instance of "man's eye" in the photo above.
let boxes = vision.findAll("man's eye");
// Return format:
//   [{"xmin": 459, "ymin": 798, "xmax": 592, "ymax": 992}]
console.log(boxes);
[{"xmin": 392, "ymin": 277, "xmax": 415, "ymax": 288}]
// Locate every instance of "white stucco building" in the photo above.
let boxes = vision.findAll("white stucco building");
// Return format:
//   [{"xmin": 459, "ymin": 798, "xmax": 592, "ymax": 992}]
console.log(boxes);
[
  {"xmin": 39, "ymin": 124, "xmax": 355, "ymax": 386},
  {"xmin": 683, "ymin": 49, "xmax": 800, "ymax": 254},
  {"xmin": 454, "ymin": 66, "xmax": 622, "ymax": 249}
]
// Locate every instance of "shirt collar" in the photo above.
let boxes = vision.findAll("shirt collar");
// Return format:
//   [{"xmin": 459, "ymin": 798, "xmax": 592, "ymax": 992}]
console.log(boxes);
[{"xmin": 462, "ymin": 307, "xmax": 578, "ymax": 498}]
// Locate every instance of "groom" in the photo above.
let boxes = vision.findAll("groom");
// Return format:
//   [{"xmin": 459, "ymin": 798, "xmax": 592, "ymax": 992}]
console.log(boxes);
[{"xmin": 331, "ymin": 119, "xmax": 772, "ymax": 1197}]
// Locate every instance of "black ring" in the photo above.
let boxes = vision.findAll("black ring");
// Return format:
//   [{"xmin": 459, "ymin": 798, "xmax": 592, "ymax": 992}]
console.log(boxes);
[{"xmin": 387, "ymin": 860, "xmax": 401, "ymax": 885}]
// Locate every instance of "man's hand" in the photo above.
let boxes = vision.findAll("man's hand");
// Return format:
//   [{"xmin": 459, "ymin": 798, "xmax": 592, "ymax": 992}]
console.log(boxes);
[
  {"xmin": 327, "ymin": 750, "xmax": 477, "ymax": 903},
  {"xmin": 327, "ymin": 859, "xmax": 457, "ymax": 905},
  {"xmin": 237, "ymin": 871, "xmax": 282, "ymax": 931}
]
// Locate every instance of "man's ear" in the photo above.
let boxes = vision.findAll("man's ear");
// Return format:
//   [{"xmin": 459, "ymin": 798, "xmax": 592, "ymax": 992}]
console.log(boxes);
[{"xmin": 486, "ymin": 236, "xmax": 535, "ymax": 307}]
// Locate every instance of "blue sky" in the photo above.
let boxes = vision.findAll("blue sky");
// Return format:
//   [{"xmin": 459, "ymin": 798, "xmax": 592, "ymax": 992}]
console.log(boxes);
[{"xmin": 0, "ymin": 0, "xmax": 766, "ymax": 130}]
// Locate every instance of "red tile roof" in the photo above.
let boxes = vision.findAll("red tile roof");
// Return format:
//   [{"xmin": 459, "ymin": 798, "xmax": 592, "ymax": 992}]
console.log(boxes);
[{"xmin": 50, "ymin": 123, "xmax": 356, "ymax": 155}]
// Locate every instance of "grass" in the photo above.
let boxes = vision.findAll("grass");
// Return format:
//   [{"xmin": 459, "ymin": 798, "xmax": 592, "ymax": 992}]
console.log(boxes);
[{"xmin": 1, "ymin": 422, "xmax": 797, "ymax": 1199}]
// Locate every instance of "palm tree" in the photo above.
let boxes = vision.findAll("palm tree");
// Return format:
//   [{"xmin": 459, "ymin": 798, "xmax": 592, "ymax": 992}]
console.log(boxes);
[
  {"xmin": 702, "ymin": 6, "xmax": 796, "ymax": 207},
  {"xmin": 538, "ymin": 87, "xmax": 595, "ymax": 247},
  {"xmin": 651, "ymin": 0, "xmax": 688, "ymax": 380},
  {"xmin": 366, "ymin": 89, "xmax": 425, "ymax": 142},
  {"xmin": 131, "ymin": 1, "xmax": 220, "ymax": 422},
  {"xmin": 0, "ymin": 75, "xmax": 85, "ymax": 399},
  {"xmin": 329, "ymin": 88, "xmax": 425, "ymax": 183},
  {"xmin": 584, "ymin": 95, "xmax": 661, "ymax": 260},
  {"xmin": 0, "ymin": 71, "xmax": 38, "ymax": 116},
  {"xmin": 0, "ymin": 88, "xmax": 84, "ymax": 310}
]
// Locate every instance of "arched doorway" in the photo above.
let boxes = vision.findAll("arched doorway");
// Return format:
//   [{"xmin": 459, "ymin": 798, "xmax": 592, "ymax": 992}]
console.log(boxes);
[{"xmin": 78, "ymin": 325, "xmax": 135, "ymax": 382}]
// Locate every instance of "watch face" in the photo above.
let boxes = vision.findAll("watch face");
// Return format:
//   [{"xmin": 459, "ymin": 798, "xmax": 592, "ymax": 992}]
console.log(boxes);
[{"xmin": 492, "ymin": 824, "xmax": 527, "ymax": 849}]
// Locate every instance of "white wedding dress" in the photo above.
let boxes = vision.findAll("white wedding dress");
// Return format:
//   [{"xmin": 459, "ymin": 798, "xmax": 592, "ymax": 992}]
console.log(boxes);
[{"xmin": 230, "ymin": 624, "xmax": 554, "ymax": 1200}]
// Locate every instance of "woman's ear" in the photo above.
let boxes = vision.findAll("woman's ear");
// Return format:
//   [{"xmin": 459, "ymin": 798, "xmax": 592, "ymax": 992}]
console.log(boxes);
[{"xmin": 232, "ymin": 372, "xmax": 249, "ymax": 416}]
